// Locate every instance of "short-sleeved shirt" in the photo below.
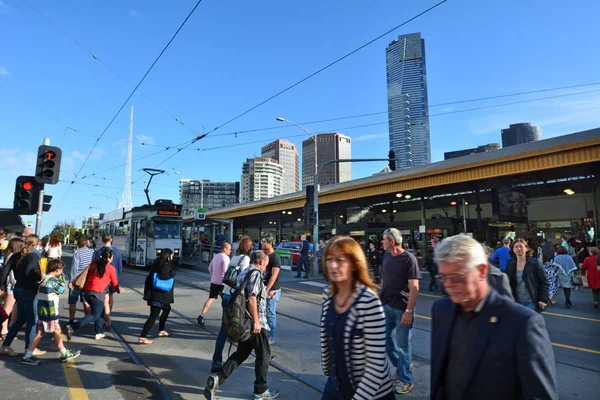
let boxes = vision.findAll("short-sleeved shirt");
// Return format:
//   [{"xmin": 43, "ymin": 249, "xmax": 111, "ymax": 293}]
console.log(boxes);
[
  {"xmin": 264, "ymin": 252, "xmax": 281, "ymax": 291},
  {"xmin": 380, "ymin": 251, "xmax": 421, "ymax": 310},
  {"xmin": 237, "ymin": 266, "xmax": 269, "ymax": 331}
]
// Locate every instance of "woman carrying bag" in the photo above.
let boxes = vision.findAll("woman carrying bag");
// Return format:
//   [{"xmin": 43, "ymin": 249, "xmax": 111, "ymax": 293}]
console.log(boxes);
[
  {"xmin": 139, "ymin": 249, "xmax": 176, "ymax": 344},
  {"xmin": 319, "ymin": 236, "xmax": 394, "ymax": 400}
]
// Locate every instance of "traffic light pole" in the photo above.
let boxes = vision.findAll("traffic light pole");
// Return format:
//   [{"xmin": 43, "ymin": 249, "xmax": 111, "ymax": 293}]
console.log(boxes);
[
  {"xmin": 311, "ymin": 157, "xmax": 396, "ymax": 278},
  {"xmin": 35, "ymin": 138, "xmax": 50, "ymax": 236}
]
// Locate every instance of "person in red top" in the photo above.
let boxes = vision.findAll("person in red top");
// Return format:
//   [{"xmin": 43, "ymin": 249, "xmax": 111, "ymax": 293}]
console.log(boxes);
[
  {"xmin": 66, "ymin": 248, "xmax": 120, "ymax": 340},
  {"xmin": 581, "ymin": 247, "xmax": 600, "ymax": 308}
]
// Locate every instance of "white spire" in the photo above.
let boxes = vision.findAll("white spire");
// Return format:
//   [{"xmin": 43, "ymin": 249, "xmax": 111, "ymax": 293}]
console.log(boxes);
[{"xmin": 119, "ymin": 105, "xmax": 133, "ymax": 211}]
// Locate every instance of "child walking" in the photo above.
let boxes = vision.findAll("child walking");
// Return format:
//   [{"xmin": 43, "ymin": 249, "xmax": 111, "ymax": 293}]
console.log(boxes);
[{"xmin": 21, "ymin": 259, "xmax": 81, "ymax": 366}]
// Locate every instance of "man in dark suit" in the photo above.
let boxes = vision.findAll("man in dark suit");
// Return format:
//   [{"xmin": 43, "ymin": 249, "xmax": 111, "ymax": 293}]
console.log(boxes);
[{"xmin": 431, "ymin": 234, "xmax": 557, "ymax": 400}]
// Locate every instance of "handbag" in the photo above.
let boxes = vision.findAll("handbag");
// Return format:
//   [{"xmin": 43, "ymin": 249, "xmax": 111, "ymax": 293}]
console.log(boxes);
[
  {"xmin": 39, "ymin": 257, "xmax": 48, "ymax": 275},
  {"xmin": 572, "ymin": 274, "xmax": 583, "ymax": 287},
  {"xmin": 73, "ymin": 266, "xmax": 90, "ymax": 291},
  {"xmin": 153, "ymin": 272, "xmax": 174, "ymax": 293}
]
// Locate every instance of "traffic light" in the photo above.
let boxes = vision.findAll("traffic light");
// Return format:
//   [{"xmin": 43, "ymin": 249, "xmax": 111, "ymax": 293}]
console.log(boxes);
[
  {"xmin": 304, "ymin": 185, "xmax": 315, "ymax": 227},
  {"xmin": 42, "ymin": 195, "xmax": 53, "ymax": 212},
  {"xmin": 35, "ymin": 145, "xmax": 62, "ymax": 184},
  {"xmin": 13, "ymin": 176, "xmax": 42, "ymax": 215},
  {"xmin": 388, "ymin": 150, "xmax": 396, "ymax": 171}
]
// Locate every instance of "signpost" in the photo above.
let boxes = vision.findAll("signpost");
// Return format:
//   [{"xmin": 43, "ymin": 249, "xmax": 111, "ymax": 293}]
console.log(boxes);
[{"xmin": 194, "ymin": 207, "xmax": 206, "ymax": 221}]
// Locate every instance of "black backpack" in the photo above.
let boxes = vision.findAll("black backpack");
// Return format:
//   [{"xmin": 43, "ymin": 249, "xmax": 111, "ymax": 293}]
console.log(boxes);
[
  {"xmin": 222, "ymin": 255, "xmax": 247, "ymax": 288},
  {"xmin": 223, "ymin": 269, "xmax": 261, "ymax": 343}
]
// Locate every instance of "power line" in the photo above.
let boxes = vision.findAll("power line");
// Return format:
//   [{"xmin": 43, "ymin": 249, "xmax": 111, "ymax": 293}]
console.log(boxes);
[
  {"xmin": 19, "ymin": 0, "xmax": 205, "ymax": 139},
  {"xmin": 200, "ymin": 0, "xmax": 449, "ymax": 137}
]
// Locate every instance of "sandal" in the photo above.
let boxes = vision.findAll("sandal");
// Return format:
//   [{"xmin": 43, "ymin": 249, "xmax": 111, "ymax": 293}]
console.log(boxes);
[
  {"xmin": 138, "ymin": 338, "xmax": 154, "ymax": 345},
  {"xmin": 158, "ymin": 331, "xmax": 169, "ymax": 337}
]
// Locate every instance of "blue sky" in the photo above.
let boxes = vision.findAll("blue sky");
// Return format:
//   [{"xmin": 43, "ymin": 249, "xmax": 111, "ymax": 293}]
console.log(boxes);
[{"xmin": 1, "ymin": 0, "xmax": 599, "ymax": 235}]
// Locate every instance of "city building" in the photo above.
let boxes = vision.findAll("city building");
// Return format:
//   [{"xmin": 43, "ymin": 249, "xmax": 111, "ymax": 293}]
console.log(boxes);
[
  {"xmin": 444, "ymin": 143, "xmax": 501, "ymax": 160},
  {"xmin": 386, "ymin": 32, "xmax": 431, "ymax": 169},
  {"xmin": 302, "ymin": 132, "xmax": 352, "ymax": 189},
  {"xmin": 501, "ymin": 123, "xmax": 542, "ymax": 148},
  {"xmin": 241, "ymin": 157, "xmax": 284, "ymax": 203},
  {"xmin": 81, "ymin": 213, "xmax": 101, "ymax": 242},
  {"xmin": 179, "ymin": 179, "xmax": 239, "ymax": 216},
  {"xmin": 261, "ymin": 139, "xmax": 299, "ymax": 194}
]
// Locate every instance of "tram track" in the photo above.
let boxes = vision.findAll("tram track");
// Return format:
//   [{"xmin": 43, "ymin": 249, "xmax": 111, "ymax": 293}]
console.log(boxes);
[{"xmin": 121, "ymin": 268, "xmax": 600, "ymax": 375}]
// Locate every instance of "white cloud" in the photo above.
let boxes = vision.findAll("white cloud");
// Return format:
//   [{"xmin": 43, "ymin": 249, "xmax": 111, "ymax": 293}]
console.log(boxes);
[
  {"xmin": 0, "ymin": 66, "xmax": 9, "ymax": 75},
  {"xmin": 71, "ymin": 150, "xmax": 86, "ymax": 161},
  {"xmin": 0, "ymin": 148, "xmax": 36, "ymax": 175},
  {"xmin": 90, "ymin": 148, "xmax": 105, "ymax": 160},
  {"xmin": 137, "ymin": 134, "xmax": 155, "ymax": 145},
  {"xmin": 353, "ymin": 133, "xmax": 388, "ymax": 142},
  {"xmin": 129, "ymin": 8, "xmax": 142, "ymax": 19}
]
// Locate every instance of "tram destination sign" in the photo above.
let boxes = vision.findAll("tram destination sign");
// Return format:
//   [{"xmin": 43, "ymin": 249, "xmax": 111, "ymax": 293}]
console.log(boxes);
[{"xmin": 157, "ymin": 209, "xmax": 181, "ymax": 216}]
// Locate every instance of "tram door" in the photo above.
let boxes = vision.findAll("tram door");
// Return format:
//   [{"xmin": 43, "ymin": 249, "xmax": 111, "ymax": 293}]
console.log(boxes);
[{"xmin": 131, "ymin": 220, "xmax": 139, "ymax": 265}]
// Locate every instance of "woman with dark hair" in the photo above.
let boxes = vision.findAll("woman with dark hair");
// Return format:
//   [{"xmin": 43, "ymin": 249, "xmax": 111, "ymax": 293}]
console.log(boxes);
[
  {"xmin": 320, "ymin": 236, "xmax": 394, "ymax": 399},
  {"xmin": 554, "ymin": 245, "xmax": 578, "ymax": 309},
  {"xmin": 139, "ymin": 249, "xmax": 176, "ymax": 344},
  {"xmin": 44, "ymin": 235, "xmax": 62, "ymax": 260},
  {"xmin": 541, "ymin": 241, "xmax": 559, "ymax": 305},
  {"xmin": 0, "ymin": 238, "xmax": 25, "ymax": 339},
  {"xmin": 505, "ymin": 239, "xmax": 549, "ymax": 312},
  {"xmin": 67, "ymin": 247, "xmax": 120, "ymax": 340},
  {"xmin": 0, "ymin": 235, "xmax": 42, "ymax": 356}
]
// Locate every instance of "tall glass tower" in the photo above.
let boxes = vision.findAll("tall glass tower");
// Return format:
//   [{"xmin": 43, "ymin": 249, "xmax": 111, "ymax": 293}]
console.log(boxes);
[{"xmin": 386, "ymin": 33, "xmax": 431, "ymax": 168}]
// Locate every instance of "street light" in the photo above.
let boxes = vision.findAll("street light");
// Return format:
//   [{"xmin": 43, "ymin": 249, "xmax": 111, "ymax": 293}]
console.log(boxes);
[{"xmin": 276, "ymin": 117, "xmax": 318, "ymax": 188}]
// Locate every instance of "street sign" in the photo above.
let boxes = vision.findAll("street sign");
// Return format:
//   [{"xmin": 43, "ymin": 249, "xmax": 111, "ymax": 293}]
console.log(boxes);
[
  {"xmin": 419, "ymin": 225, "xmax": 426, "ymax": 233},
  {"xmin": 194, "ymin": 207, "xmax": 206, "ymax": 220}
]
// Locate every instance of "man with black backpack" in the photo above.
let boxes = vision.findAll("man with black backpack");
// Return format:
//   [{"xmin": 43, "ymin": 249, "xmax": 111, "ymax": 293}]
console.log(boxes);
[{"xmin": 204, "ymin": 251, "xmax": 279, "ymax": 400}]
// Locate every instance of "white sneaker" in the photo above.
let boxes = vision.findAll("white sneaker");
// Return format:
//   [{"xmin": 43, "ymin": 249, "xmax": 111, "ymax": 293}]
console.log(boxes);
[
  {"xmin": 253, "ymin": 389, "xmax": 280, "ymax": 399},
  {"xmin": 203, "ymin": 375, "xmax": 219, "ymax": 400},
  {"xmin": 95, "ymin": 333, "xmax": 106, "ymax": 340}
]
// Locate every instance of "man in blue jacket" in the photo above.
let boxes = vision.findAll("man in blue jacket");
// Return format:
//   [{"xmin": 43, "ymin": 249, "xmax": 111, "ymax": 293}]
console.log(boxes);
[
  {"xmin": 430, "ymin": 234, "xmax": 557, "ymax": 400},
  {"xmin": 489, "ymin": 238, "xmax": 511, "ymax": 271},
  {"xmin": 93, "ymin": 233, "xmax": 122, "ymax": 328}
]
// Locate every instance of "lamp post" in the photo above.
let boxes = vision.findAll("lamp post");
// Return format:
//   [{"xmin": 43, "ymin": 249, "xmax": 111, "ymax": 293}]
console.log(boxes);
[{"xmin": 276, "ymin": 117, "xmax": 318, "ymax": 188}]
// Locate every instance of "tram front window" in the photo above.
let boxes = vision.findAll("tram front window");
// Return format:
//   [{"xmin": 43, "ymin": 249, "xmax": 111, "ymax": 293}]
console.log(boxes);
[{"xmin": 153, "ymin": 221, "xmax": 182, "ymax": 239}]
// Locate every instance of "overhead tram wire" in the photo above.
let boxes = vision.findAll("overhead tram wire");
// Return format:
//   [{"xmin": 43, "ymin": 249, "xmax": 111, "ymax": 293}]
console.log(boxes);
[
  {"xmin": 19, "ymin": 0, "xmax": 205, "ymax": 138},
  {"xmin": 198, "ymin": 0, "xmax": 449, "ymax": 139},
  {"xmin": 56, "ymin": 0, "xmax": 205, "ymax": 210}
]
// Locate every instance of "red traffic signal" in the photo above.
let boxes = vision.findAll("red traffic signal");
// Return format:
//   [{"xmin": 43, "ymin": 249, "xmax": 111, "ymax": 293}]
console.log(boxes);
[
  {"xmin": 35, "ymin": 145, "xmax": 62, "ymax": 184},
  {"xmin": 13, "ymin": 176, "xmax": 41, "ymax": 215}
]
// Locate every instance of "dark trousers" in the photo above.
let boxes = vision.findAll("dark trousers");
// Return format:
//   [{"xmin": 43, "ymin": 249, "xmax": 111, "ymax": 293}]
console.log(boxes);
[
  {"xmin": 2, "ymin": 288, "xmax": 37, "ymax": 350},
  {"xmin": 72, "ymin": 295, "xmax": 105, "ymax": 334},
  {"xmin": 296, "ymin": 256, "xmax": 309, "ymax": 277},
  {"xmin": 216, "ymin": 328, "xmax": 271, "ymax": 395},
  {"xmin": 428, "ymin": 268, "xmax": 439, "ymax": 291},
  {"xmin": 140, "ymin": 304, "xmax": 171, "ymax": 338},
  {"xmin": 592, "ymin": 289, "xmax": 599, "ymax": 304},
  {"xmin": 212, "ymin": 294, "xmax": 231, "ymax": 371}
]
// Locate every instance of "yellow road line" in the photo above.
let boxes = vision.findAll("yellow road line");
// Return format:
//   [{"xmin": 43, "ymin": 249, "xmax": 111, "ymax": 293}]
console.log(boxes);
[
  {"xmin": 420, "ymin": 293, "xmax": 443, "ymax": 299},
  {"xmin": 283, "ymin": 286, "xmax": 323, "ymax": 298},
  {"xmin": 112, "ymin": 305, "xmax": 149, "ymax": 312},
  {"xmin": 416, "ymin": 315, "xmax": 432, "ymax": 320},
  {"xmin": 552, "ymin": 342, "xmax": 600, "ymax": 355},
  {"xmin": 544, "ymin": 312, "xmax": 600, "ymax": 323},
  {"xmin": 60, "ymin": 334, "xmax": 88, "ymax": 400}
]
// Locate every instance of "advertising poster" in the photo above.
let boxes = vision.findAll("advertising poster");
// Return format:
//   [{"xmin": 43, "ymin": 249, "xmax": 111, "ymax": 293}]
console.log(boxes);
[{"xmin": 136, "ymin": 238, "xmax": 147, "ymax": 267}]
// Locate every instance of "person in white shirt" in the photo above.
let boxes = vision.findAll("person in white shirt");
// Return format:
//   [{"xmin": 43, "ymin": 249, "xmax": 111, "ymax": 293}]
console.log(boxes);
[
  {"xmin": 44, "ymin": 235, "xmax": 62, "ymax": 260},
  {"xmin": 198, "ymin": 242, "xmax": 232, "ymax": 326}
]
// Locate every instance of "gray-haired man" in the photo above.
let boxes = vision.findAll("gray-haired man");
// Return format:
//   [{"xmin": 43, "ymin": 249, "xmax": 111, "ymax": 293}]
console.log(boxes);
[{"xmin": 380, "ymin": 228, "xmax": 421, "ymax": 395}]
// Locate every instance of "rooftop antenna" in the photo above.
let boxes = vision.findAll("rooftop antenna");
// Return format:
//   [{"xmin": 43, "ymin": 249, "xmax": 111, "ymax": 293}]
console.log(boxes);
[{"xmin": 140, "ymin": 168, "xmax": 165, "ymax": 206}]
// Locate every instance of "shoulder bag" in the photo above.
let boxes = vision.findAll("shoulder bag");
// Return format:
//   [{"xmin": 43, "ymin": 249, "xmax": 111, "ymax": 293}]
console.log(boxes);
[
  {"xmin": 73, "ymin": 266, "xmax": 90, "ymax": 291},
  {"xmin": 153, "ymin": 272, "xmax": 174, "ymax": 292}
]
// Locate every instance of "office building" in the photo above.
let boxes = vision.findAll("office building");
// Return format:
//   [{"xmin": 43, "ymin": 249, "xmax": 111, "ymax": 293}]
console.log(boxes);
[
  {"xmin": 386, "ymin": 32, "xmax": 431, "ymax": 169},
  {"xmin": 302, "ymin": 132, "xmax": 352, "ymax": 188},
  {"xmin": 179, "ymin": 179, "xmax": 239, "ymax": 216},
  {"xmin": 261, "ymin": 139, "xmax": 299, "ymax": 194},
  {"xmin": 444, "ymin": 143, "xmax": 501, "ymax": 160},
  {"xmin": 241, "ymin": 157, "xmax": 284, "ymax": 203},
  {"xmin": 81, "ymin": 214, "xmax": 101, "ymax": 242},
  {"xmin": 501, "ymin": 123, "xmax": 542, "ymax": 147}
]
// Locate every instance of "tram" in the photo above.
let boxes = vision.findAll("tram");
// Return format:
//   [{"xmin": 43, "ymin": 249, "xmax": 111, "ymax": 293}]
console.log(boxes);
[{"xmin": 99, "ymin": 199, "xmax": 183, "ymax": 267}]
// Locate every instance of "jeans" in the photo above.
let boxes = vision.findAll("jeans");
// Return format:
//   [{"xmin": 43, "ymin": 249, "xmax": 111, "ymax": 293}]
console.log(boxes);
[
  {"xmin": 2, "ymin": 288, "xmax": 37, "ymax": 350},
  {"xmin": 266, "ymin": 289, "xmax": 281, "ymax": 341},
  {"xmin": 140, "ymin": 304, "xmax": 172, "ymax": 338},
  {"xmin": 296, "ymin": 256, "xmax": 309, "ymax": 277},
  {"xmin": 212, "ymin": 293, "xmax": 231, "ymax": 371},
  {"xmin": 383, "ymin": 304, "xmax": 414, "ymax": 384},
  {"xmin": 217, "ymin": 328, "xmax": 271, "ymax": 395},
  {"xmin": 518, "ymin": 301, "xmax": 536, "ymax": 311},
  {"xmin": 71, "ymin": 295, "xmax": 105, "ymax": 334}
]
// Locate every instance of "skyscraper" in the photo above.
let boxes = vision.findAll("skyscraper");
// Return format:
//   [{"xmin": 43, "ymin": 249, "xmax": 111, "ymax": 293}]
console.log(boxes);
[
  {"xmin": 302, "ymin": 133, "xmax": 352, "ymax": 189},
  {"xmin": 261, "ymin": 139, "xmax": 299, "ymax": 194},
  {"xmin": 241, "ymin": 158, "xmax": 284, "ymax": 203},
  {"xmin": 179, "ymin": 179, "xmax": 239, "ymax": 216},
  {"xmin": 501, "ymin": 123, "xmax": 542, "ymax": 148},
  {"xmin": 386, "ymin": 32, "xmax": 431, "ymax": 169}
]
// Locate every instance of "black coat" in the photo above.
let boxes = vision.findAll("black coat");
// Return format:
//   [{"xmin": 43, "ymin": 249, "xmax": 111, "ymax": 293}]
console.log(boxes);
[
  {"xmin": 143, "ymin": 262, "xmax": 176, "ymax": 304},
  {"xmin": 431, "ymin": 289, "xmax": 558, "ymax": 400},
  {"xmin": 505, "ymin": 257, "xmax": 549, "ymax": 311}
]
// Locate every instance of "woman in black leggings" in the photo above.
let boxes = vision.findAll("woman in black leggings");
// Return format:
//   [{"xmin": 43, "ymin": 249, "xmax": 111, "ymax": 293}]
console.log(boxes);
[{"xmin": 139, "ymin": 249, "xmax": 176, "ymax": 344}]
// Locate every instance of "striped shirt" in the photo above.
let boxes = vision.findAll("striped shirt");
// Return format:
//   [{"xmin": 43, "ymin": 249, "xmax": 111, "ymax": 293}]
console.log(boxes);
[
  {"xmin": 37, "ymin": 275, "xmax": 65, "ymax": 321},
  {"xmin": 237, "ymin": 266, "xmax": 269, "ymax": 331},
  {"xmin": 320, "ymin": 285, "xmax": 393, "ymax": 400},
  {"xmin": 71, "ymin": 247, "xmax": 94, "ymax": 281}
]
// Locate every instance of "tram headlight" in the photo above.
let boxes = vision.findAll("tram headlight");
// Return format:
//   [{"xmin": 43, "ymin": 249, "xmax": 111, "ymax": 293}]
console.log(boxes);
[
  {"xmin": 156, "ymin": 249, "xmax": 162, "ymax": 257},
  {"xmin": 174, "ymin": 248, "xmax": 180, "ymax": 257}
]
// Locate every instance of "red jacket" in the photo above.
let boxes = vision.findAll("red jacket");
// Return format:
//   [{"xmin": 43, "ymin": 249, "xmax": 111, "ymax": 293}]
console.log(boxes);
[
  {"xmin": 84, "ymin": 262, "xmax": 120, "ymax": 293},
  {"xmin": 582, "ymin": 255, "xmax": 599, "ymax": 290}
]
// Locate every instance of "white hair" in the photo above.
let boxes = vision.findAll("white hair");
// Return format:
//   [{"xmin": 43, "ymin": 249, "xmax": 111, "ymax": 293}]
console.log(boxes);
[
  {"xmin": 434, "ymin": 234, "xmax": 488, "ymax": 270},
  {"xmin": 383, "ymin": 228, "xmax": 403, "ymax": 246}
]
